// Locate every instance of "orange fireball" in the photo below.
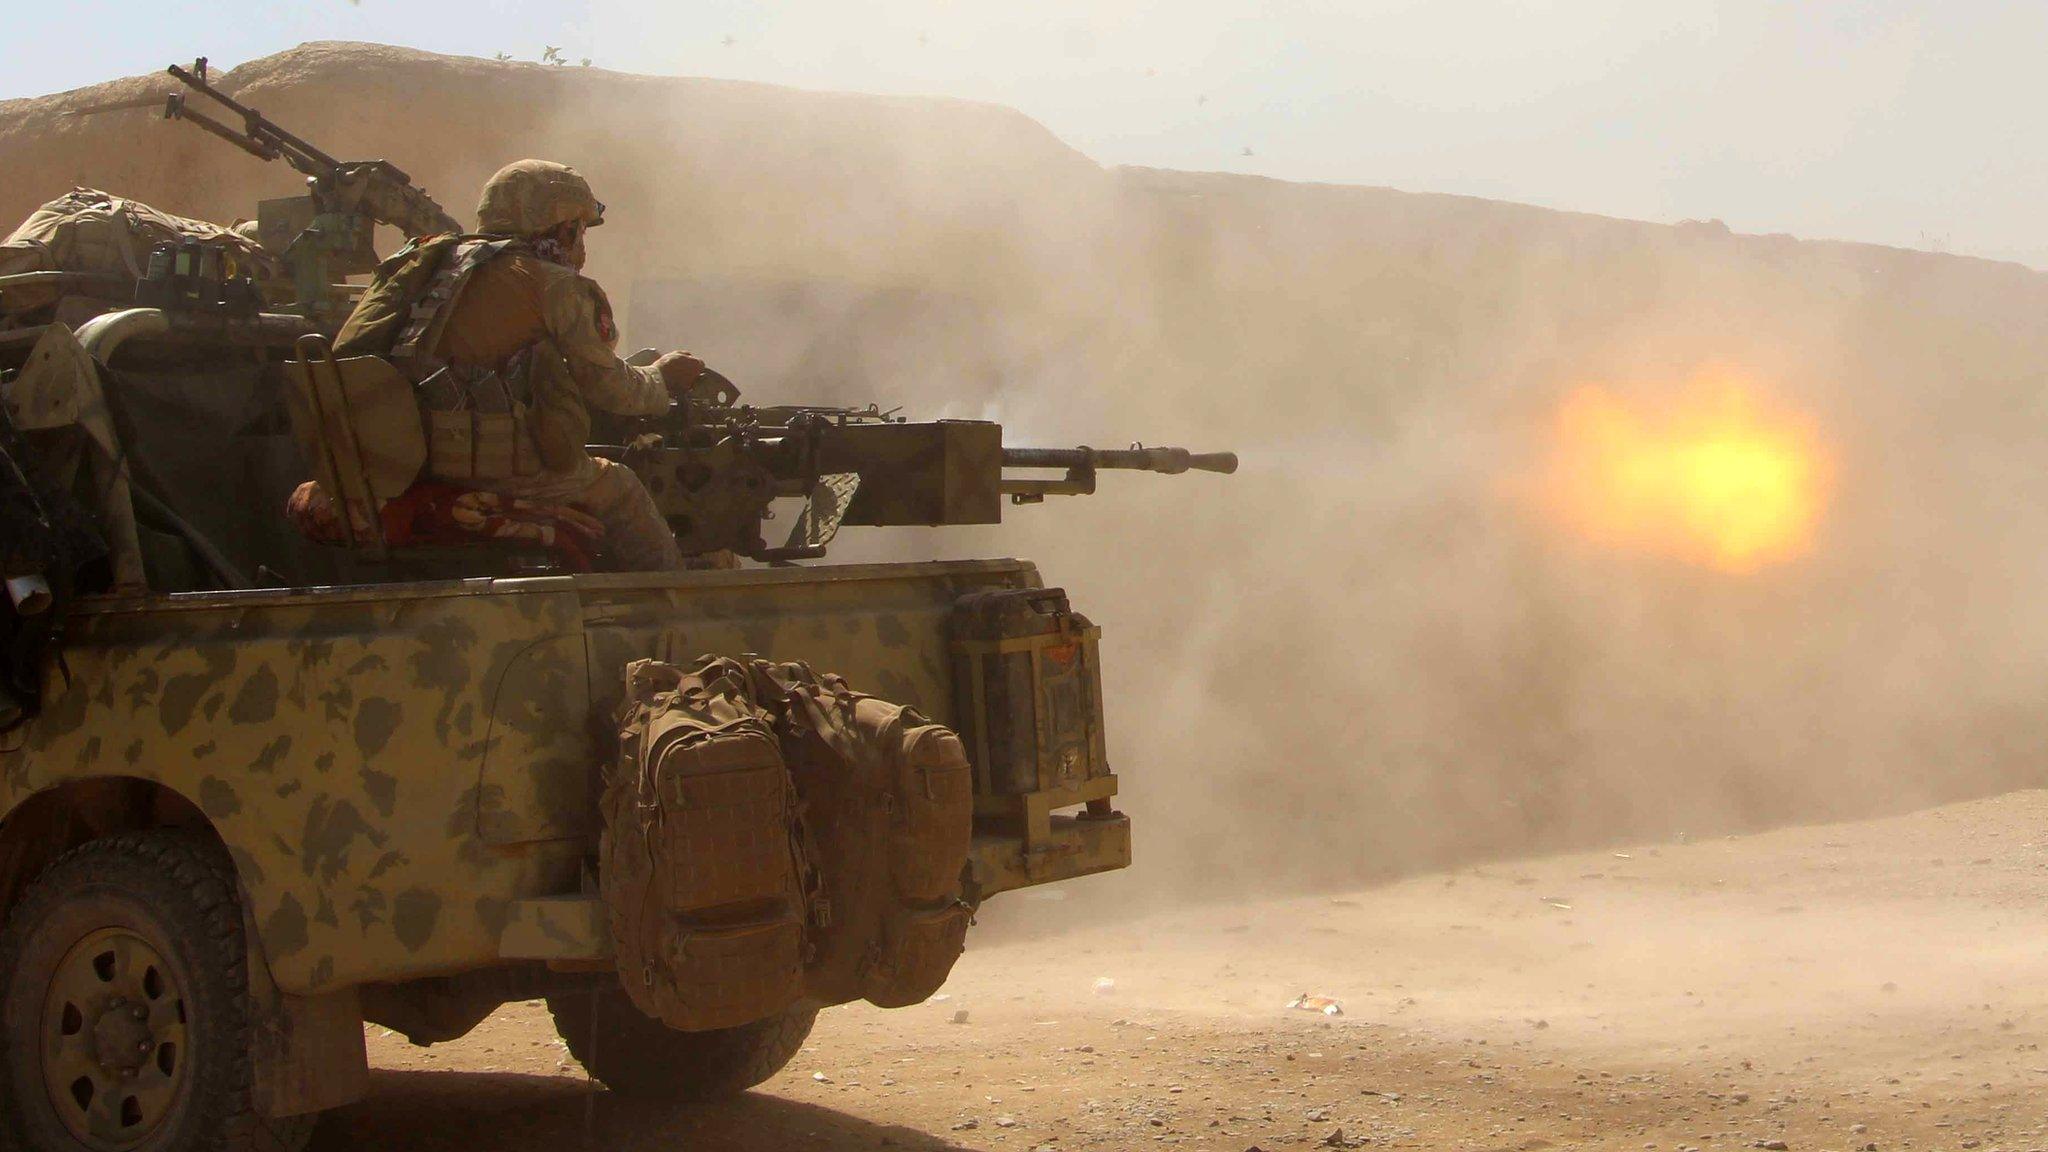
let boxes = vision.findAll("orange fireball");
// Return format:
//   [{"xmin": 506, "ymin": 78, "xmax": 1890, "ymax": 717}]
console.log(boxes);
[{"xmin": 1543, "ymin": 381, "xmax": 1833, "ymax": 573}]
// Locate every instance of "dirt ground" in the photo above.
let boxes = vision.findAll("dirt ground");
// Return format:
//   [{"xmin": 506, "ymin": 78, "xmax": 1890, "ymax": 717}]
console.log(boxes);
[{"xmin": 316, "ymin": 791, "xmax": 2048, "ymax": 1151}]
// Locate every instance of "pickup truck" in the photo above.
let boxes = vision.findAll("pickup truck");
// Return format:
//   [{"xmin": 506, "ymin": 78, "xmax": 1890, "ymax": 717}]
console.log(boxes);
[{"xmin": 0, "ymin": 305, "xmax": 1176, "ymax": 1150}]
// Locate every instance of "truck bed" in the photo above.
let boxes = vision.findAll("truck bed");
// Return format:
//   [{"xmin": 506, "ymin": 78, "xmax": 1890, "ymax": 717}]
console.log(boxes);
[{"xmin": 0, "ymin": 559, "xmax": 1129, "ymax": 993}]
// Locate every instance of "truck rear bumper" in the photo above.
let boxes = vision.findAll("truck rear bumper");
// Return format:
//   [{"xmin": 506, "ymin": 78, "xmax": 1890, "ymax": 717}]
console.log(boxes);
[
  {"xmin": 500, "ymin": 814, "xmax": 1131, "ymax": 963},
  {"xmin": 969, "ymin": 811, "xmax": 1131, "ymax": 900}
]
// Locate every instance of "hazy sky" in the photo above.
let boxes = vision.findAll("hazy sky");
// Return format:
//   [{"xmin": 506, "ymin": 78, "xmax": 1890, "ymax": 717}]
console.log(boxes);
[{"xmin": 10, "ymin": 1, "xmax": 2045, "ymax": 268}]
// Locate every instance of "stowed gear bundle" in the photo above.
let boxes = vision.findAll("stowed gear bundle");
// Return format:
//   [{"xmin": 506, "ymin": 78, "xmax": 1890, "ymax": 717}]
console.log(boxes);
[
  {"xmin": 602, "ymin": 655, "xmax": 976, "ymax": 1030},
  {"xmin": 0, "ymin": 403, "xmax": 109, "ymax": 728}
]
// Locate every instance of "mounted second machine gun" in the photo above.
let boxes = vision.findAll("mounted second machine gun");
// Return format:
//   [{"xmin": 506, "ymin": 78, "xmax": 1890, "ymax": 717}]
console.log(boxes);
[{"xmin": 85, "ymin": 57, "xmax": 466, "ymax": 321}]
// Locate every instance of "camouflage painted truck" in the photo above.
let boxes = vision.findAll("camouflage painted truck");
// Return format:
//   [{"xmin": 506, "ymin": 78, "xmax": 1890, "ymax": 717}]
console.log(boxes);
[{"xmin": 0, "ymin": 62, "xmax": 1235, "ymax": 1152}]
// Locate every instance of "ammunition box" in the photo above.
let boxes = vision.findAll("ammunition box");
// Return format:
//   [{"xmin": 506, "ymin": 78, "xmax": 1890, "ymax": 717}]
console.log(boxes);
[{"xmin": 950, "ymin": 588, "xmax": 1110, "ymax": 801}]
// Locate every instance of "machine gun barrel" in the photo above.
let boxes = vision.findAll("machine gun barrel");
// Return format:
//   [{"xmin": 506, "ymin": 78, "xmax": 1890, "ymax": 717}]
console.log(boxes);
[
  {"xmin": 999, "ymin": 445, "xmax": 1237, "ymax": 501},
  {"xmin": 1002, "ymin": 446, "xmax": 1238, "ymax": 475},
  {"xmin": 166, "ymin": 61, "xmax": 344, "ymax": 176}
]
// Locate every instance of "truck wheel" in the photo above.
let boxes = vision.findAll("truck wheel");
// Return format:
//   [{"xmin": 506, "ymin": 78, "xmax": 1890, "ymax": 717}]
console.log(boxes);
[
  {"xmin": 0, "ymin": 832, "xmax": 316, "ymax": 1152},
  {"xmin": 546, "ymin": 991, "xmax": 816, "ymax": 1101}
]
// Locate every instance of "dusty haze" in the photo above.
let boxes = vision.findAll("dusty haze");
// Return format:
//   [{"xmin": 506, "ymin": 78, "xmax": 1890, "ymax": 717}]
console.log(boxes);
[{"xmin": 9, "ymin": 42, "xmax": 2048, "ymax": 900}]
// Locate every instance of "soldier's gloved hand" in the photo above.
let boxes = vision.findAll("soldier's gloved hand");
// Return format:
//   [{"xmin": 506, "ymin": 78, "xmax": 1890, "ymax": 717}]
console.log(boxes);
[{"xmin": 653, "ymin": 351, "xmax": 706, "ymax": 398}]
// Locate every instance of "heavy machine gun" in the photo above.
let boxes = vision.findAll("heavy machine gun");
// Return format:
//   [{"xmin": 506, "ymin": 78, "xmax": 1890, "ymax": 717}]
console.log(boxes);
[
  {"xmin": 610, "ymin": 371, "xmax": 1237, "ymax": 562},
  {"xmin": 149, "ymin": 58, "xmax": 463, "ymax": 320},
  {"xmin": 163, "ymin": 59, "xmax": 461, "ymax": 239},
  {"xmin": 63, "ymin": 58, "xmax": 461, "ymax": 323}
]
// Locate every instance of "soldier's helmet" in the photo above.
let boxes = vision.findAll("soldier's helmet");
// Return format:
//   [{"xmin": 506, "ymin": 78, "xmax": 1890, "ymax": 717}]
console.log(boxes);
[{"xmin": 475, "ymin": 160, "xmax": 606, "ymax": 237}]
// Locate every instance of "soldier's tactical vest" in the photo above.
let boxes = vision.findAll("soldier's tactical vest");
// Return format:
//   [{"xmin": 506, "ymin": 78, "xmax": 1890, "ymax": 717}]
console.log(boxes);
[{"xmin": 337, "ymin": 236, "xmax": 556, "ymax": 483}]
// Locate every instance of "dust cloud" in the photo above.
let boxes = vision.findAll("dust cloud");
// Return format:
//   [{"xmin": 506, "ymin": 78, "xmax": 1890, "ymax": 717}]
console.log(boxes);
[{"xmin": 9, "ymin": 42, "xmax": 2048, "ymax": 902}]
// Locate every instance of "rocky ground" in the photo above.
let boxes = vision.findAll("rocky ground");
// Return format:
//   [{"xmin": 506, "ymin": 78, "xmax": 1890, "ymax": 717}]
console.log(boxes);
[{"xmin": 314, "ymin": 791, "xmax": 2048, "ymax": 1151}]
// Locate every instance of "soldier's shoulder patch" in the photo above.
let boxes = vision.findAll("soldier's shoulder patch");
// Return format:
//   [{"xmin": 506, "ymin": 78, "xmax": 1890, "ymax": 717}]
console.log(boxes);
[{"xmin": 568, "ymin": 275, "xmax": 619, "ymax": 341}]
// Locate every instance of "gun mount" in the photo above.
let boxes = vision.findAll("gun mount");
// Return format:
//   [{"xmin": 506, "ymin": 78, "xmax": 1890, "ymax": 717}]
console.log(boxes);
[{"xmin": 610, "ymin": 376, "xmax": 1237, "ymax": 562}]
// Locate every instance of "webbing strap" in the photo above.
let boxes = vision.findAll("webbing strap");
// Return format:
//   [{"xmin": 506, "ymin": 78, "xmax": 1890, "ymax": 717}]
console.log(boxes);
[{"xmin": 390, "ymin": 238, "xmax": 517, "ymax": 365}]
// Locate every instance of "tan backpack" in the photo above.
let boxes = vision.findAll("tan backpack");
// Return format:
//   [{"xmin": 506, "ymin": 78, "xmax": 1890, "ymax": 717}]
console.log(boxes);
[
  {"xmin": 0, "ymin": 189, "xmax": 280, "ymax": 316},
  {"xmin": 332, "ymin": 236, "xmax": 551, "ymax": 483},
  {"xmin": 600, "ymin": 655, "xmax": 977, "ymax": 1025},
  {"xmin": 602, "ymin": 657, "xmax": 809, "ymax": 1031},
  {"xmin": 330, "ymin": 233, "xmax": 473, "ymax": 361},
  {"xmin": 751, "ymin": 660, "xmax": 976, "ymax": 1009}
]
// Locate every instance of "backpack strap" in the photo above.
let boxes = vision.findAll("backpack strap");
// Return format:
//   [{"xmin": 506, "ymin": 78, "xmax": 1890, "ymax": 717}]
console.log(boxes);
[
  {"xmin": 389, "ymin": 237, "xmax": 520, "ymax": 368},
  {"xmin": 106, "ymin": 198, "xmax": 144, "ymax": 279}
]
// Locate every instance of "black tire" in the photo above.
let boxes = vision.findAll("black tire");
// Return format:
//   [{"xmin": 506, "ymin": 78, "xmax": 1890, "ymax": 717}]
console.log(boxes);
[
  {"xmin": 546, "ymin": 990, "xmax": 817, "ymax": 1101},
  {"xmin": 0, "ymin": 832, "xmax": 316, "ymax": 1152}
]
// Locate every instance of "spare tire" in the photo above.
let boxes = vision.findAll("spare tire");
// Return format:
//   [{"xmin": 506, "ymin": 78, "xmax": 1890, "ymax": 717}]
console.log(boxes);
[{"xmin": 546, "ymin": 991, "xmax": 815, "ymax": 1101}]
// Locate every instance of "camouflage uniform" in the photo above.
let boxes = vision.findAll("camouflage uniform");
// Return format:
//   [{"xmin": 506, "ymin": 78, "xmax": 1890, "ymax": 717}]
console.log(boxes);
[
  {"xmin": 426, "ymin": 244, "xmax": 681, "ymax": 571},
  {"xmin": 336, "ymin": 160, "xmax": 686, "ymax": 571}
]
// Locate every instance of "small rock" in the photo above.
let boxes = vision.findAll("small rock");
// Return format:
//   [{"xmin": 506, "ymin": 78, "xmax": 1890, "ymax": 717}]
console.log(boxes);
[
  {"xmin": 1753, "ymin": 1141, "xmax": 1789, "ymax": 1151},
  {"xmin": 950, "ymin": 1119, "xmax": 979, "ymax": 1131},
  {"xmin": 811, "ymin": 1072, "xmax": 831, "ymax": 1083},
  {"xmin": 951, "ymin": 1009, "xmax": 970, "ymax": 1025},
  {"xmin": 995, "ymin": 1115, "xmax": 1018, "ymax": 1129}
]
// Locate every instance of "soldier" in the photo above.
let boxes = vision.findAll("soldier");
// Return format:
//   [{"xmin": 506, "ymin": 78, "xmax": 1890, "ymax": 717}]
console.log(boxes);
[{"xmin": 333, "ymin": 159, "xmax": 705, "ymax": 571}]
